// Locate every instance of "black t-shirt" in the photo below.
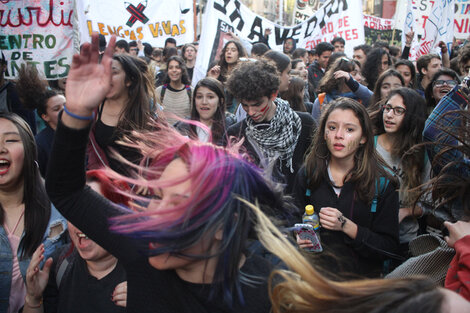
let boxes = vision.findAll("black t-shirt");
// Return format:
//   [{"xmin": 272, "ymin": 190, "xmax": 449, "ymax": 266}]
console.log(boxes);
[
  {"xmin": 93, "ymin": 105, "xmax": 142, "ymax": 175},
  {"xmin": 44, "ymin": 248, "xmax": 126, "ymax": 313}
]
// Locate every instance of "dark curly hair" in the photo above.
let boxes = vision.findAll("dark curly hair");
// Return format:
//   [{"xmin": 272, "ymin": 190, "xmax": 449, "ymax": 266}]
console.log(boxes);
[
  {"xmin": 227, "ymin": 59, "xmax": 280, "ymax": 102},
  {"xmin": 15, "ymin": 65, "xmax": 62, "ymax": 120},
  {"xmin": 362, "ymin": 48, "xmax": 391, "ymax": 89},
  {"xmin": 217, "ymin": 40, "xmax": 246, "ymax": 83},
  {"xmin": 163, "ymin": 55, "xmax": 191, "ymax": 86}
]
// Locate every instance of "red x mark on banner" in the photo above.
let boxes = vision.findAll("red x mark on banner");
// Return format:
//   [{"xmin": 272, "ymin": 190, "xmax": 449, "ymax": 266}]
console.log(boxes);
[{"xmin": 126, "ymin": 2, "xmax": 149, "ymax": 27}]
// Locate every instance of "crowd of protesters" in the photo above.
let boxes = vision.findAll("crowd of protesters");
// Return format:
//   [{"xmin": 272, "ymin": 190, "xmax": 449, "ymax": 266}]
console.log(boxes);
[{"xmin": 0, "ymin": 19, "xmax": 469, "ymax": 313}]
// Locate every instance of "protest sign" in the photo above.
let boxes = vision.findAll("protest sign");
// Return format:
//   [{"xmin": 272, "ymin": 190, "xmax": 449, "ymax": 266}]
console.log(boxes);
[
  {"xmin": 76, "ymin": 0, "xmax": 195, "ymax": 48},
  {"xmin": 454, "ymin": 0, "xmax": 470, "ymax": 38},
  {"xmin": 293, "ymin": 0, "xmax": 327, "ymax": 24},
  {"xmin": 395, "ymin": 0, "xmax": 468, "ymax": 40},
  {"xmin": 363, "ymin": 14, "xmax": 401, "ymax": 46},
  {"xmin": 194, "ymin": 0, "xmax": 364, "ymax": 85},
  {"xmin": 0, "ymin": 0, "xmax": 74, "ymax": 80},
  {"xmin": 416, "ymin": 0, "xmax": 454, "ymax": 58}
]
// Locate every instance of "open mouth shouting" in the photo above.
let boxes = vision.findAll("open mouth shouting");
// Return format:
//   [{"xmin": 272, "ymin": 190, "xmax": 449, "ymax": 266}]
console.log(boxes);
[{"xmin": 0, "ymin": 159, "xmax": 11, "ymax": 175}]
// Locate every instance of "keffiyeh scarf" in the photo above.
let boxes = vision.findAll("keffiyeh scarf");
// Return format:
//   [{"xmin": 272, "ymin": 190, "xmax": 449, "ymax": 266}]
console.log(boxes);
[{"xmin": 245, "ymin": 98, "xmax": 302, "ymax": 172}]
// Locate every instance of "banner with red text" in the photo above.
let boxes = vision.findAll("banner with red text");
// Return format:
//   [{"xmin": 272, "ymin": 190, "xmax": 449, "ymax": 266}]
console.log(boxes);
[
  {"xmin": 395, "ymin": 0, "xmax": 468, "ymax": 40},
  {"xmin": 194, "ymin": 0, "xmax": 364, "ymax": 85},
  {"xmin": 416, "ymin": 0, "xmax": 454, "ymax": 58},
  {"xmin": 1, "ymin": 0, "xmax": 74, "ymax": 80},
  {"xmin": 363, "ymin": 14, "xmax": 401, "ymax": 46},
  {"xmin": 76, "ymin": 0, "xmax": 195, "ymax": 48}
]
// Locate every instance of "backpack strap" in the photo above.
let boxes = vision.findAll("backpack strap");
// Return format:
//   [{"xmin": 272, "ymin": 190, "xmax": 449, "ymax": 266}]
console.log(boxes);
[
  {"xmin": 185, "ymin": 85, "xmax": 192, "ymax": 103},
  {"xmin": 371, "ymin": 176, "xmax": 389, "ymax": 213},
  {"xmin": 374, "ymin": 135, "xmax": 378, "ymax": 147},
  {"xmin": 160, "ymin": 84, "xmax": 168, "ymax": 102},
  {"xmin": 55, "ymin": 257, "xmax": 70, "ymax": 288}
]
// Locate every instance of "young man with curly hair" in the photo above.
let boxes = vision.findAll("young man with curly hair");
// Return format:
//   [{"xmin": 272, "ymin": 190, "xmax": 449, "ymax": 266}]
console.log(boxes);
[{"xmin": 226, "ymin": 59, "xmax": 315, "ymax": 194}]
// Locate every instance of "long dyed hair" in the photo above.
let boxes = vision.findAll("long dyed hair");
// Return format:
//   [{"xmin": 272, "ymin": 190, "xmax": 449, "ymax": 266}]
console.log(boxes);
[
  {"xmin": 304, "ymin": 98, "xmax": 395, "ymax": 204},
  {"xmin": 104, "ymin": 123, "xmax": 288, "ymax": 305}
]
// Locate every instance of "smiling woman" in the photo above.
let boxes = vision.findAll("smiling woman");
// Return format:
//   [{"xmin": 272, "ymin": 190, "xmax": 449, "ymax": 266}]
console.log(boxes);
[
  {"xmin": 155, "ymin": 56, "xmax": 192, "ymax": 125},
  {"xmin": 0, "ymin": 113, "xmax": 67, "ymax": 313},
  {"xmin": 424, "ymin": 68, "xmax": 461, "ymax": 114}
]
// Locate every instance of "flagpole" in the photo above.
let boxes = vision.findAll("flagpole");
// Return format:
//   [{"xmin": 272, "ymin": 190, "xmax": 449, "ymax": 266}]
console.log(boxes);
[{"xmin": 193, "ymin": 0, "xmax": 198, "ymax": 42}]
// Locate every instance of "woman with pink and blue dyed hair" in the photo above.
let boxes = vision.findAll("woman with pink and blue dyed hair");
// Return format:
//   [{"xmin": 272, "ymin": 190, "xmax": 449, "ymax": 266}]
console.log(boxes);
[{"xmin": 44, "ymin": 34, "xmax": 288, "ymax": 313}]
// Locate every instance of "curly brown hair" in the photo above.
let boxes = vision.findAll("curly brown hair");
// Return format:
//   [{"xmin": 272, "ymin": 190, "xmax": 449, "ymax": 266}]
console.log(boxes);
[{"xmin": 226, "ymin": 59, "xmax": 280, "ymax": 102}]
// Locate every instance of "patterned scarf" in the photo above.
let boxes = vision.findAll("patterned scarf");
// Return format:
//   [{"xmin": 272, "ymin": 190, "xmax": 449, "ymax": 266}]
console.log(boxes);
[{"xmin": 245, "ymin": 98, "xmax": 302, "ymax": 172}]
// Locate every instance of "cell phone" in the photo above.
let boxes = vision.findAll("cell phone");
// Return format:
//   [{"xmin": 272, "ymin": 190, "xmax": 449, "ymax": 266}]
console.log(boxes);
[{"xmin": 295, "ymin": 223, "xmax": 322, "ymax": 252}]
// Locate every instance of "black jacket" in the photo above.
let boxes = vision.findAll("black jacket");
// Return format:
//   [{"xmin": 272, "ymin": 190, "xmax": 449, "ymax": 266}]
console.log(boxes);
[{"xmin": 293, "ymin": 167, "xmax": 400, "ymax": 277}]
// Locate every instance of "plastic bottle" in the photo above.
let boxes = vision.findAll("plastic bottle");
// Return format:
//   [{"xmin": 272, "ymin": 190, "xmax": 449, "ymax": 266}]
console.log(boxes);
[{"xmin": 302, "ymin": 205, "xmax": 320, "ymax": 232}]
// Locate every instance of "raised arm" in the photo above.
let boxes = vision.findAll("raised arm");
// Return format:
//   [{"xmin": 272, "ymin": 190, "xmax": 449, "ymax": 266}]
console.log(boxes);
[{"xmin": 46, "ymin": 34, "xmax": 141, "ymax": 263}]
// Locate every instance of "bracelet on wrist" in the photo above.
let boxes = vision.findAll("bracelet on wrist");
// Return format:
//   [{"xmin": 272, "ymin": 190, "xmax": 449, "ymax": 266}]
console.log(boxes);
[
  {"xmin": 338, "ymin": 215, "xmax": 347, "ymax": 228},
  {"xmin": 62, "ymin": 104, "xmax": 95, "ymax": 121},
  {"xmin": 24, "ymin": 295, "xmax": 43, "ymax": 308}
]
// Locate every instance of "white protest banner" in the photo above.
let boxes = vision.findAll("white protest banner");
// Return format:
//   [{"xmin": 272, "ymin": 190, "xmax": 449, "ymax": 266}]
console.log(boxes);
[
  {"xmin": 1, "ymin": 0, "xmax": 74, "ymax": 80},
  {"xmin": 293, "ymin": 0, "xmax": 326, "ymax": 24},
  {"xmin": 194, "ymin": 0, "xmax": 364, "ymax": 85},
  {"xmin": 416, "ymin": 0, "xmax": 454, "ymax": 58},
  {"xmin": 394, "ymin": 0, "xmax": 468, "ymax": 40},
  {"xmin": 76, "ymin": 0, "xmax": 194, "ymax": 48}
]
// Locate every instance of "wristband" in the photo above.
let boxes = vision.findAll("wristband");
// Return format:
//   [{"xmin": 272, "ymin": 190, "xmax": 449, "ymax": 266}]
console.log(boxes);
[
  {"xmin": 63, "ymin": 104, "xmax": 95, "ymax": 121},
  {"xmin": 25, "ymin": 296, "xmax": 43, "ymax": 308}
]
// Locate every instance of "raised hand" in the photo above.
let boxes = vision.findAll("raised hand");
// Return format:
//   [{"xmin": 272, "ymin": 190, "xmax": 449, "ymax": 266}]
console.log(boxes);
[
  {"xmin": 64, "ymin": 33, "xmax": 116, "ymax": 123},
  {"xmin": 25, "ymin": 244, "xmax": 53, "ymax": 308}
]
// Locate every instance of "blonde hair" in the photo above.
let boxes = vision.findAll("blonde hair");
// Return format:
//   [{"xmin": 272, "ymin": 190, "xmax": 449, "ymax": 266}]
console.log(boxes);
[{"xmin": 239, "ymin": 198, "xmax": 444, "ymax": 313}]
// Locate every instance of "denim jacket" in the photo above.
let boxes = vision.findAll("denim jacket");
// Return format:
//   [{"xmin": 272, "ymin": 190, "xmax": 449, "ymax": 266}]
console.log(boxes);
[{"xmin": 0, "ymin": 205, "xmax": 68, "ymax": 312}]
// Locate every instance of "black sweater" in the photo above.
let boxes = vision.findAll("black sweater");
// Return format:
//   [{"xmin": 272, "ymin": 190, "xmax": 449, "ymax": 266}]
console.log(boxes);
[
  {"xmin": 293, "ymin": 168, "xmax": 400, "ymax": 277},
  {"xmin": 226, "ymin": 112, "xmax": 314, "ymax": 194},
  {"xmin": 46, "ymin": 117, "xmax": 272, "ymax": 313}
]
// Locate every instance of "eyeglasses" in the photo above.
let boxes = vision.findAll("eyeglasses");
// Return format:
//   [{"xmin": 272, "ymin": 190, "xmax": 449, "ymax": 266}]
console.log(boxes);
[
  {"xmin": 382, "ymin": 105, "xmax": 406, "ymax": 116},
  {"xmin": 130, "ymin": 48, "xmax": 139, "ymax": 52},
  {"xmin": 433, "ymin": 79, "xmax": 458, "ymax": 87}
]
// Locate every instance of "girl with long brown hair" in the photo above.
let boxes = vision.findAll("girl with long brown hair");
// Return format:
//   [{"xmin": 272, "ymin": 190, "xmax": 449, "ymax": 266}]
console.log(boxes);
[
  {"xmin": 293, "ymin": 98, "xmax": 399, "ymax": 278},
  {"xmin": 370, "ymin": 87, "xmax": 429, "ymax": 256},
  {"xmin": 87, "ymin": 54, "xmax": 156, "ymax": 174}
]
